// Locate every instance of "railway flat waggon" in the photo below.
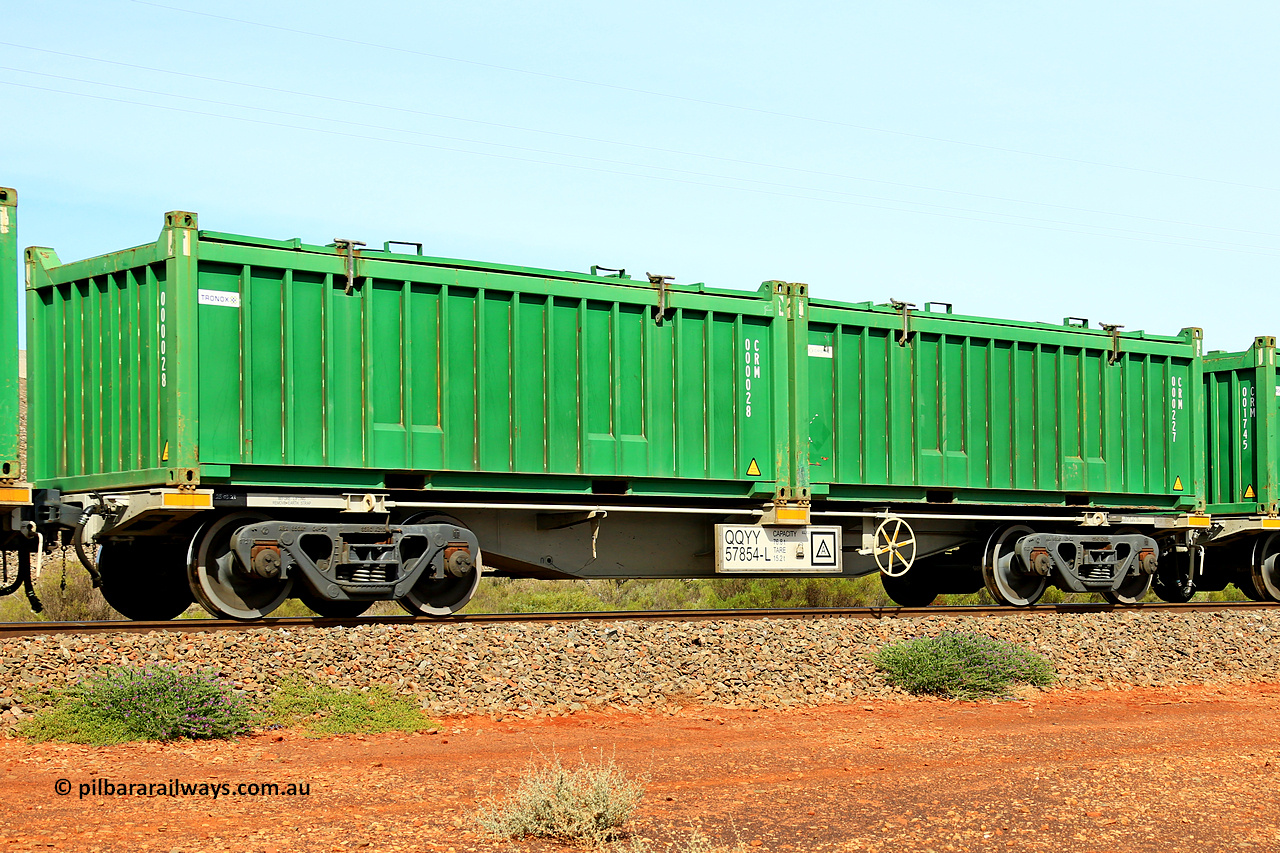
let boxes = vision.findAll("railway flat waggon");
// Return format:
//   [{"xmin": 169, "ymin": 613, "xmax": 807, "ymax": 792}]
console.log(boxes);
[{"xmin": 0, "ymin": 188, "xmax": 1267, "ymax": 619}]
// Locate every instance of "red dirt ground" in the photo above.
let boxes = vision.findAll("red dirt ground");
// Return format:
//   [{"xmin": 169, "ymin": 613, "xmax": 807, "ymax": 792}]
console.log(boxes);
[{"xmin": 2, "ymin": 684, "xmax": 1279, "ymax": 852}]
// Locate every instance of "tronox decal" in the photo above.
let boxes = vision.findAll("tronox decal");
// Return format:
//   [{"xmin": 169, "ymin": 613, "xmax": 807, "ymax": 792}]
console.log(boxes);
[{"xmin": 198, "ymin": 289, "xmax": 242, "ymax": 308}]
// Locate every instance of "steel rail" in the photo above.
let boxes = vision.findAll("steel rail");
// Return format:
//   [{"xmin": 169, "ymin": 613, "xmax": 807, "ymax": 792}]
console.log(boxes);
[{"xmin": 0, "ymin": 600, "xmax": 1276, "ymax": 639}]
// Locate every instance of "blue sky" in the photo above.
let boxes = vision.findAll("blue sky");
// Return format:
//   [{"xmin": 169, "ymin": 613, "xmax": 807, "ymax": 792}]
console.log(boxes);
[{"xmin": 3, "ymin": 0, "xmax": 1277, "ymax": 351}]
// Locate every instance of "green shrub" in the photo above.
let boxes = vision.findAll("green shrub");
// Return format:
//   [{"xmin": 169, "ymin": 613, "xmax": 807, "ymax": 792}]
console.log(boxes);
[
  {"xmin": 872, "ymin": 631, "xmax": 1056, "ymax": 700},
  {"xmin": 477, "ymin": 754, "xmax": 645, "ymax": 844},
  {"xmin": 267, "ymin": 679, "xmax": 436, "ymax": 735},
  {"xmin": 0, "ymin": 555, "xmax": 124, "ymax": 623},
  {"xmin": 17, "ymin": 666, "xmax": 254, "ymax": 745}
]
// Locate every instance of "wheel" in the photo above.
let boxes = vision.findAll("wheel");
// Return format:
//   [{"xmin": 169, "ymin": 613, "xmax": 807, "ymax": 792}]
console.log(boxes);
[
  {"xmin": 296, "ymin": 584, "xmax": 371, "ymax": 618},
  {"xmin": 1249, "ymin": 533, "xmax": 1280, "ymax": 602},
  {"xmin": 982, "ymin": 524, "xmax": 1047, "ymax": 607},
  {"xmin": 187, "ymin": 511, "xmax": 292, "ymax": 620},
  {"xmin": 1152, "ymin": 546, "xmax": 1196, "ymax": 603},
  {"xmin": 397, "ymin": 513, "xmax": 481, "ymax": 617},
  {"xmin": 98, "ymin": 540, "xmax": 194, "ymax": 621},
  {"xmin": 879, "ymin": 570, "xmax": 938, "ymax": 607},
  {"xmin": 1101, "ymin": 572, "xmax": 1152, "ymax": 606},
  {"xmin": 1236, "ymin": 575, "xmax": 1265, "ymax": 601}
]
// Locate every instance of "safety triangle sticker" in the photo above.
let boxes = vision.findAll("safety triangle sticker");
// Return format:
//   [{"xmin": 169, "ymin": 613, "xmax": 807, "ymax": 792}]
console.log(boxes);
[
  {"xmin": 1173, "ymin": 476, "xmax": 1184, "ymax": 492},
  {"xmin": 814, "ymin": 537, "xmax": 833, "ymax": 560},
  {"xmin": 1245, "ymin": 484, "xmax": 1256, "ymax": 499},
  {"xmin": 746, "ymin": 458, "xmax": 761, "ymax": 477}
]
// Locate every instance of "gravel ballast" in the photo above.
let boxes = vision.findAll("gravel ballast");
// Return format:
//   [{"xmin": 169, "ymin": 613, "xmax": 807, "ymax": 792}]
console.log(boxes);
[{"xmin": 1, "ymin": 610, "xmax": 1277, "ymax": 719}]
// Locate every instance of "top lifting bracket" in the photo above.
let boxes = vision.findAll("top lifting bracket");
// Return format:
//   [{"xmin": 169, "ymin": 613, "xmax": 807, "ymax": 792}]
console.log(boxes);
[
  {"xmin": 890, "ymin": 299, "xmax": 916, "ymax": 346},
  {"xmin": 334, "ymin": 239, "xmax": 366, "ymax": 295},
  {"xmin": 1101, "ymin": 323, "xmax": 1124, "ymax": 364},
  {"xmin": 648, "ymin": 273, "xmax": 674, "ymax": 324}
]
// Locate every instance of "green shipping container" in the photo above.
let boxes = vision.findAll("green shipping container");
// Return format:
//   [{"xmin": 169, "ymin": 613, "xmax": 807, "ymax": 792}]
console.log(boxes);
[
  {"xmin": 0, "ymin": 188, "xmax": 20, "ymax": 477},
  {"xmin": 804, "ymin": 298, "xmax": 1204, "ymax": 510},
  {"xmin": 25, "ymin": 212, "xmax": 799, "ymax": 500},
  {"xmin": 1203, "ymin": 337, "xmax": 1279, "ymax": 515}
]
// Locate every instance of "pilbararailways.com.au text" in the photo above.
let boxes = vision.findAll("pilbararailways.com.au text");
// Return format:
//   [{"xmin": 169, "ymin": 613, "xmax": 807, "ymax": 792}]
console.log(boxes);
[{"xmin": 54, "ymin": 778, "xmax": 311, "ymax": 799}]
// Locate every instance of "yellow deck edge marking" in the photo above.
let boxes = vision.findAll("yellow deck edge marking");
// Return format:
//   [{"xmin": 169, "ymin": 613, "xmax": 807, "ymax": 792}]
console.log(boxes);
[{"xmin": 162, "ymin": 493, "xmax": 212, "ymax": 508}]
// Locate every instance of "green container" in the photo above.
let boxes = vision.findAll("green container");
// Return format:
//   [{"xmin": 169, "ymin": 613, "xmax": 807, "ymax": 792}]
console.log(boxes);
[
  {"xmin": 803, "ymin": 299, "xmax": 1204, "ymax": 510},
  {"xmin": 1203, "ymin": 337, "xmax": 1278, "ymax": 515},
  {"xmin": 25, "ymin": 213, "xmax": 796, "ymax": 499},
  {"xmin": 0, "ymin": 188, "xmax": 19, "ymax": 477}
]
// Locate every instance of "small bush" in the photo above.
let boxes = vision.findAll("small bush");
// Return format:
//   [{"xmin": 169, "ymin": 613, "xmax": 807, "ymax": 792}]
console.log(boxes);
[
  {"xmin": 267, "ymin": 679, "xmax": 436, "ymax": 735},
  {"xmin": 0, "ymin": 555, "xmax": 124, "ymax": 623},
  {"xmin": 872, "ymin": 631, "xmax": 1056, "ymax": 700},
  {"xmin": 17, "ymin": 666, "xmax": 254, "ymax": 745},
  {"xmin": 477, "ymin": 754, "xmax": 645, "ymax": 844}
]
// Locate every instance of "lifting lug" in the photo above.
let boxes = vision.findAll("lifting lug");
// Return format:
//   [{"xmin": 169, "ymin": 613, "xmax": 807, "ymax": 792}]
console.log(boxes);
[
  {"xmin": 890, "ymin": 299, "xmax": 916, "ymax": 346},
  {"xmin": 334, "ymin": 238, "xmax": 366, "ymax": 295},
  {"xmin": 1102, "ymin": 323, "xmax": 1124, "ymax": 364},
  {"xmin": 648, "ymin": 273, "xmax": 674, "ymax": 324}
]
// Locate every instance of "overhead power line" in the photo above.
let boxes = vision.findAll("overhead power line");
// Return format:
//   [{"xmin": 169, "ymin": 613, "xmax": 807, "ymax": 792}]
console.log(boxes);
[
  {"xmin": 132, "ymin": 0, "xmax": 1280, "ymax": 194},
  {"xmin": 5, "ymin": 64, "xmax": 1279, "ymax": 253},
  {"xmin": 3, "ymin": 77, "xmax": 1278, "ymax": 260},
  {"xmin": 2, "ymin": 41, "xmax": 1275, "ymax": 242}
]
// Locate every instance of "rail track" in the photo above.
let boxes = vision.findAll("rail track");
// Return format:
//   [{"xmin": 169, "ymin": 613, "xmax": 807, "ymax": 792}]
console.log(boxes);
[{"xmin": 0, "ymin": 600, "xmax": 1276, "ymax": 639}]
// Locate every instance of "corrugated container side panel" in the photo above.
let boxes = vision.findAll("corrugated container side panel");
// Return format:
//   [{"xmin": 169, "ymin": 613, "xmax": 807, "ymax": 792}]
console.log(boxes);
[
  {"xmin": 30, "ymin": 263, "xmax": 164, "ymax": 484},
  {"xmin": 250, "ymin": 268, "xmax": 286, "ymax": 464},
  {"xmin": 479, "ymin": 291, "xmax": 512, "ymax": 472},
  {"xmin": 197, "ymin": 263, "xmax": 242, "ymax": 464},
  {"xmin": 137, "ymin": 266, "xmax": 160, "ymax": 472},
  {"xmin": 409, "ymin": 284, "xmax": 443, "ymax": 470},
  {"xmin": 0, "ymin": 190, "xmax": 18, "ymax": 469},
  {"xmin": 510, "ymin": 294, "xmax": 538, "ymax": 470},
  {"xmin": 617, "ymin": 304, "xmax": 645, "ymax": 476},
  {"xmin": 187, "ymin": 247, "xmax": 777, "ymax": 493},
  {"xmin": 1143, "ymin": 357, "xmax": 1166, "ymax": 494},
  {"xmin": 583, "ymin": 299, "xmax": 612, "ymax": 473},
  {"xmin": 1102, "ymin": 354, "xmax": 1123, "ymax": 492},
  {"xmin": 547, "ymin": 296, "xmax": 579, "ymax": 472},
  {"xmin": 645, "ymin": 312, "xmax": 672, "ymax": 477},
  {"xmin": 1010, "ymin": 343, "xmax": 1033, "ymax": 490},
  {"xmin": 369, "ymin": 280, "xmax": 402, "ymax": 466},
  {"xmin": 329, "ymin": 275, "xmax": 364, "ymax": 470},
  {"xmin": 1205, "ymin": 369, "xmax": 1252, "ymax": 506},
  {"xmin": 808, "ymin": 305, "xmax": 1197, "ymax": 505},
  {"xmin": 293, "ymin": 273, "xmax": 326, "ymax": 466},
  {"xmin": 1202, "ymin": 344, "xmax": 1275, "ymax": 513},
  {"xmin": 708, "ymin": 313, "xmax": 736, "ymax": 479},
  {"xmin": 1033, "ymin": 346, "xmax": 1058, "ymax": 491},
  {"xmin": 967, "ymin": 338, "xmax": 989, "ymax": 486},
  {"xmin": 674, "ymin": 310, "xmax": 706, "ymax": 478},
  {"xmin": 740, "ymin": 314, "xmax": 774, "ymax": 481},
  {"xmin": 987, "ymin": 341, "xmax": 1012, "ymax": 489}
]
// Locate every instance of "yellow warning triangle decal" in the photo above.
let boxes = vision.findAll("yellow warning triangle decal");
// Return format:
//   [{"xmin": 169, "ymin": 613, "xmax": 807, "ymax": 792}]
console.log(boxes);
[
  {"xmin": 1173, "ymin": 475, "xmax": 1184, "ymax": 492},
  {"xmin": 161, "ymin": 441, "xmax": 169, "ymax": 462},
  {"xmin": 1245, "ymin": 484, "xmax": 1256, "ymax": 499},
  {"xmin": 746, "ymin": 458, "xmax": 761, "ymax": 477}
]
